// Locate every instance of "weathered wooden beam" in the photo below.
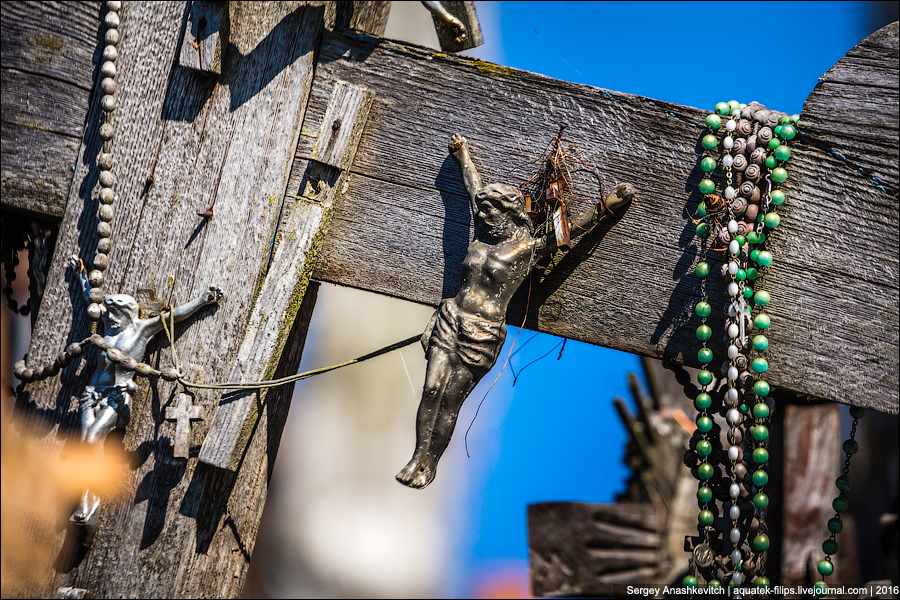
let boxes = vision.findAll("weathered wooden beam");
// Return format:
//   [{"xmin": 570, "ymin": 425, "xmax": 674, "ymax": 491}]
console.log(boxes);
[
  {"xmin": 1, "ymin": 1, "xmax": 99, "ymax": 219},
  {"xmin": 528, "ymin": 358, "xmax": 698, "ymax": 598},
  {"xmin": 308, "ymin": 25, "xmax": 899, "ymax": 414},
  {"xmin": 199, "ymin": 80, "xmax": 372, "ymax": 471},
  {"xmin": 328, "ymin": 0, "xmax": 391, "ymax": 37},
  {"xmin": 529, "ymin": 502, "xmax": 666, "ymax": 597},
  {"xmin": 0, "ymin": 0, "xmax": 392, "ymax": 222},
  {"xmin": 178, "ymin": 0, "xmax": 229, "ymax": 76},
  {"xmin": 15, "ymin": 2, "xmax": 328, "ymax": 597}
]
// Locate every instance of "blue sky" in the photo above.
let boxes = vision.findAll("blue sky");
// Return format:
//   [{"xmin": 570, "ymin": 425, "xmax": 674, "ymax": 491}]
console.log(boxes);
[{"xmin": 455, "ymin": 2, "xmax": 875, "ymax": 596}]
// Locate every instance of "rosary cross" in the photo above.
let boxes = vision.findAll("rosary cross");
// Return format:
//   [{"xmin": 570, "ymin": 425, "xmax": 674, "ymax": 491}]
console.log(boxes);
[{"xmin": 166, "ymin": 393, "xmax": 203, "ymax": 459}]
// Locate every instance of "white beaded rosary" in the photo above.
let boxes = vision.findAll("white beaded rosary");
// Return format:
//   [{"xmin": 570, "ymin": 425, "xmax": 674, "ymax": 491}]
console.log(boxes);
[{"xmin": 85, "ymin": 0, "xmax": 123, "ymax": 324}]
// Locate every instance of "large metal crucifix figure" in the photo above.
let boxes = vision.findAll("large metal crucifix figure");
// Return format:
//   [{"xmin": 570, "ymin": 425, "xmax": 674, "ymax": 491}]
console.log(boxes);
[{"xmin": 396, "ymin": 134, "xmax": 636, "ymax": 488}]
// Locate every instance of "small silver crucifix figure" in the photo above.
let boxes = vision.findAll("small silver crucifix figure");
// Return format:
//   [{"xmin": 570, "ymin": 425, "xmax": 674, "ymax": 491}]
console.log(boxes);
[
  {"xmin": 166, "ymin": 393, "xmax": 203, "ymax": 459},
  {"xmin": 66, "ymin": 256, "xmax": 222, "ymax": 528}
]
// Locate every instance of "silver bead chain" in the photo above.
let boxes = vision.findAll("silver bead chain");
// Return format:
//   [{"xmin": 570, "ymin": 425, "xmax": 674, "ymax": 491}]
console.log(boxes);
[{"xmin": 86, "ymin": 0, "xmax": 122, "ymax": 322}]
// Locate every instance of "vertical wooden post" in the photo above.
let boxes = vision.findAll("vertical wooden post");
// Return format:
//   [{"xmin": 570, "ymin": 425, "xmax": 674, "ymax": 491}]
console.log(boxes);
[
  {"xmin": 13, "ymin": 3, "xmax": 339, "ymax": 597},
  {"xmin": 428, "ymin": 1, "xmax": 482, "ymax": 52},
  {"xmin": 779, "ymin": 403, "xmax": 842, "ymax": 587},
  {"xmin": 328, "ymin": 0, "xmax": 391, "ymax": 37},
  {"xmin": 199, "ymin": 80, "xmax": 373, "ymax": 470}
]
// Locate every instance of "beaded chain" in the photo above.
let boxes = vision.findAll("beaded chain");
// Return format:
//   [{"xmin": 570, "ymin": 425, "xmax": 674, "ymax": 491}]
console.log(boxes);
[
  {"xmin": 2, "ymin": 225, "xmax": 31, "ymax": 316},
  {"xmin": 11, "ymin": 1, "xmax": 121, "ymax": 385},
  {"xmin": 2, "ymin": 221, "xmax": 55, "ymax": 317},
  {"xmin": 14, "ymin": 332, "xmax": 182, "ymax": 384},
  {"xmin": 674, "ymin": 99, "xmax": 798, "ymax": 594},
  {"xmin": 814, "ymin": 405, "xmax": 864, "ymax": 597},
  {"xmin": 85, "ymin": 0, "xmax": 123, "ymax": 326}
]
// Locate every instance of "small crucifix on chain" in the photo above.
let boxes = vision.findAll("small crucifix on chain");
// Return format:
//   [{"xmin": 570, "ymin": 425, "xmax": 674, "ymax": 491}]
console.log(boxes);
[
  {"xmin": 66, "ymin": 256, "xmax": 222, "ymax": 527},
  {"xmin": 166, "ymin": 393, "xmax": 203, "ymax": 459}
]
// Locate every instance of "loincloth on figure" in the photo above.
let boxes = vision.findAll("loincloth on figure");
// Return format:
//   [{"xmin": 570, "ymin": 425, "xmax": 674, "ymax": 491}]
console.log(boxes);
[
  {"xmin": 79, "ymin": 383, "xmax": 134, "ymax": 428},
  {"xmin": 427, "ymin": 298, "xmax": 507, "ymax": 375}
]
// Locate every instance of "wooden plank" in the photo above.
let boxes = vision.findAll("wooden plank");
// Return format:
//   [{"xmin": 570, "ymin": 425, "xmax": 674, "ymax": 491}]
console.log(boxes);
[
  {"xmin": 329, "ymin": 0, "xmax": 392, "ymax": 37},
  {"xmin": 1, "ymin": 1, "xmax": 99, "ymax": 218},
  {"xmin": 15, "ymin": 2, "xmax": 327, "ymax": 597},
  {"xmin": 0, "ymin": 1, "xmax": 98, "ymax": 87},
  {"xmin": 199, "ymin": 80, "xmax": 372, "ymax": 471},
  {"xmin": 779, "ymin": 403, "xmax": 842, "ymax": 588},
  {"xmin": 306, "ymin": 29, "xmax": 899, "ymax": 415},
  {"xmin": 529, "ymin": 502, "xmax": 665, "ymax": 597},
  {"xmin": 0, "ymin": 117, "xmax": 80, "ymax": 218},
  {"xmin": 178, "ymin": 0, "xmax": 229, "ymax": 75},
  {"xmin": 802, "ymin": 22, "xmax": 898, "ymax": 195}
]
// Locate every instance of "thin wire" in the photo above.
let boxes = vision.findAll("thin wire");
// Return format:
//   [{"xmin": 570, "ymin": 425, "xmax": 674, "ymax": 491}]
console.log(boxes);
[
  {"xmin": 511, "ymin": 338, "xmax": 563, "ymax": 387},
  {"xmin": 162, "ymin": 308, "xmax": 180, "ymax": 373},
  {"xmin": 160, "ymin": 312, "xmax": 420, "ymax": 390},
  {"xmin": 398, "ymin": 348, "xmax": 417, "ymax": 398}
]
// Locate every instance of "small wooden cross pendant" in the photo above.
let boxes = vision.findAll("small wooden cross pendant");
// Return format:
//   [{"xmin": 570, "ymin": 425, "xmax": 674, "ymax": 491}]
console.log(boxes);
[{"xmin": 166, "ymin": 393, "xmax": 203, "ymax": 459}]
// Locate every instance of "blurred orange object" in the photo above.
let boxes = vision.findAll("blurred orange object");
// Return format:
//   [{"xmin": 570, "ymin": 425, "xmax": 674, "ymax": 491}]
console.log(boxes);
[{"xmin": 2, "ymin": 308, "xmax": 124, "ymax": 596}]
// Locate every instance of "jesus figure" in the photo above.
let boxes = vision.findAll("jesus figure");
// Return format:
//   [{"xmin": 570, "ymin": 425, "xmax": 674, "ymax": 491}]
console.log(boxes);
[{"xmin": 396, "ymin": 134, "xmax": 635, "ymax": 488}]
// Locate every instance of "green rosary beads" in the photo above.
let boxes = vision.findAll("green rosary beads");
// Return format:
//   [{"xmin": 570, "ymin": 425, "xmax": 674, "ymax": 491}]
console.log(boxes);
[
  {"xmin": 680, "ymin": 100, "xmax": 798, "ymax": 592},
  {"xmin": 814, "ymin": 406, "xmax": 864, "ymax": 597}
]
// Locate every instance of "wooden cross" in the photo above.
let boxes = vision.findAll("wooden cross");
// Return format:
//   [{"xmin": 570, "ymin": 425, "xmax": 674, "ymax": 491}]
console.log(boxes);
[
  {"xmin": 2, "ymin": 2, "xmax": 896, "ymax": 598},
  {"xmin": 165, "ymin": 393, "xmax": 203, "ymax": 459}
]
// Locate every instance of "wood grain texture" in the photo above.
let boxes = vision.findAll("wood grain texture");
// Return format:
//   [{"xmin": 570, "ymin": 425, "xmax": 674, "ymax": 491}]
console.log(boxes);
[
  {"xmin": 15, "ymin": 2, "xmax": 325, "ymax": 597},
  {"xmin": 199, "ymin": 80, "xmax": 372, "ymax": 471},
  {"xmin": 308, "ymin": 29, "xmax": 899, "ymax": 415},
  {"xmin": 329, "ymin": 0, "xmax": 391, "ymax": 37},
  {"xmin": 1, "ymin": 1, "xmax": 100, "ymax": 218},
  {"xmin": 779, "ymin": 404, "xmax": 842, "ymax": 588},
  {"xmin": 802, "ymin": 22, "xmax": 898, "ymax": 196}
]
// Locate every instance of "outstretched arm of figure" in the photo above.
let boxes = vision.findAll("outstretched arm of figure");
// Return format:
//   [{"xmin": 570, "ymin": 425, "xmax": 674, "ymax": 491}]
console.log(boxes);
[
  {"xmin": 142, "ymin": 286, "xmax": 223, "ymax": 338},
  {"xmin": 422, "ymin": 1, "xmax": 467, "ymax": 41},
  {"xmin": 449, "ymin": 134, "xmax": 482, "ymax": 214},
  {"xmin": 535, "ymin": 182, "xmax": 637, "ymax": 260},
  {"xmin": 66, "ymin": 255, "xmax": 92, "ymax": 305}
]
